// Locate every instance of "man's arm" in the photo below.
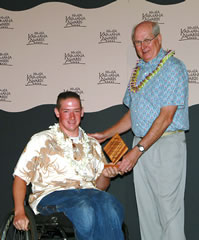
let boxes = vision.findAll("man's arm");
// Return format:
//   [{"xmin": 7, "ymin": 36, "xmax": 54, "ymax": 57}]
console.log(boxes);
[
  {"xmin": 95, "ymin": 167, "xmax": 119, "ymax": 191},
  {"xmin": 89, "ymin": 110, "xmax": 132, "ymax": 143},
  {"xmin": 13, "ymin": 176, "xmax": 29, "ymax": 231},
  {"xmin": 138, "ymin": 105, "xmax": 178, "ymax": 150},
  {"xmin": 118, "ymin": 105, "xmax": 178, "ymax": 172}
]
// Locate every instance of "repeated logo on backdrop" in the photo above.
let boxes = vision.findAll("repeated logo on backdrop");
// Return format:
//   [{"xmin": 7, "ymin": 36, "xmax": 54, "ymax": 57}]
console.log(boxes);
[
  {"xmin": 64, "ymin": 14, "xmax": 86, "ymax": 28},
  {"xmin": 0, "ymin": 16, "xmax": 13, "ymax": 103},
  {"xmin": 178, "ymin": 26, "xmax": 199, "ymax": 86},
  {"xmin": 98, "ymin": 70, "xmax": 120, "ymax": 85},
  {"xmin": 27, "ymin": 32, "xmax": 48, "ymax": 45},
  {"xmin": 0, "ymin": 16, "xmax": 13, "ymax": 29},
  {"xmin": 188, "ymin": 69, "xmax": 199, "ymax": 84},
  {"xmin": 179, "ymin": 26, "xmax": 199, "ymax": 41},
  {"xmin": 99, "ymin": 29, "xmax": 121, "ymax": 44},
  {"xmin": 98, "ymin": 29, "xmax": 121, "ymax": 85},
  {"xmin": 0, "ymin": 53, "xmax": 12, "ymax": 66},
  {"xmin": 26, "ymin": 72, "xmax": 47, "ymax": 86},
  {"xmin": 142, "ymin": 10, "xmax": 164, "ymax": 24},
  {"xmin": 0, "ymin": 1, "xmax": 199, "ymax": 111},
  {"xmin": 63, "ymin": 51, "xmax": 85, "ymax": 65},
  {"xmin": 0, "ymin": 89, "xmax": 11, "ymax": 102}
]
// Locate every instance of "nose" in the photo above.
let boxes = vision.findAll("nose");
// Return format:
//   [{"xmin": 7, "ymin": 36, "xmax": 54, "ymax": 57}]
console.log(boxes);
[
  {"xmin": 141, "ymin": 41, "xmax": 147, "ymax": 49},
  {"xmin": 69, "ymin": 111, "xmax": 75, "ymax": 119}
]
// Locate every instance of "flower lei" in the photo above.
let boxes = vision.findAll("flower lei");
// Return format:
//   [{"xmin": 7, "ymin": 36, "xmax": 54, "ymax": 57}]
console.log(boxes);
[
  {"xmin": 128, "ymin": 50, "xmax": 175, "ymax": 93},
  {"xmin": 49, "ymin": 123, "xmax": 95, "ymax": 180}
]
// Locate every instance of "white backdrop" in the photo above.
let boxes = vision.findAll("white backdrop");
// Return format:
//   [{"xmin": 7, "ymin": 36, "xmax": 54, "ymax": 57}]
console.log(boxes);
[{"xmin": 0, "ymin": 0, "xmax": 199, "ymax": 112}]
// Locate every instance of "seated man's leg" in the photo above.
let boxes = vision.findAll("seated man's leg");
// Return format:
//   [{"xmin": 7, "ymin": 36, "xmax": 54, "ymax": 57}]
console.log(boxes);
[
  {"xmin": 37, "ymin": 189, "xmax": 124, "ymax": 240},
  {"xmin": 85, "ymin": 189, "xmax": 124, "ymax": 240}
]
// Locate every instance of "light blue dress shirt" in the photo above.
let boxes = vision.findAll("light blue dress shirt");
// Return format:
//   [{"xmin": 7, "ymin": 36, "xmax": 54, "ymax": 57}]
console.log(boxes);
[{"xmin": 123, "ymin": 48, "xmax": 189, "ymax": 137}]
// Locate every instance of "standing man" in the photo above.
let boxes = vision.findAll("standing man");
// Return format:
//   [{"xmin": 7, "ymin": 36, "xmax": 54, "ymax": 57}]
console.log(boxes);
[
  {"xmin": 13, "ymin": 91, "xmax": 124, "ymax": 240},
  {"xmin": 90, "ymin": 21, "xmax": 189, "ymax": 240}
]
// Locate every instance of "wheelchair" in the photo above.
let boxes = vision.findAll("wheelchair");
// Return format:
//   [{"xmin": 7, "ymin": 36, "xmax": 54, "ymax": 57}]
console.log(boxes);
[
  {"xmin": 0, "ymin": 205, "xmax": 75, "ymax": 240},
  {"xmin": 0, "ymin": 205, "xmax": 129, "ymax": 240}
]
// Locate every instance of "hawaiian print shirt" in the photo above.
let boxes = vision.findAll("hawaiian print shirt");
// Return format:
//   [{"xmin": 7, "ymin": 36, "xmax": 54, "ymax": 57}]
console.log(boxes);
[
  {"xmin": 123, "ymin": 48, "xmax": 189, "ymax": 137},
  {"xmin": 13, "ymin": 124, "xmax": 107, "ymax": 214}
]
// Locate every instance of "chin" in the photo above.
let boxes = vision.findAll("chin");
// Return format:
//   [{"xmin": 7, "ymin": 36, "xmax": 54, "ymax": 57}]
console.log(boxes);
[{"xmin": 142, "ymin": 53, "xmax": 151, "ymax": 61}]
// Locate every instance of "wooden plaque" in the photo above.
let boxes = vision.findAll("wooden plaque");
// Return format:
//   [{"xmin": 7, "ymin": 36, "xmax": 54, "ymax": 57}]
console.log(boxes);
[{"xmin": 103, "ymin": 133, "xmax": 128, "ymax": 167}]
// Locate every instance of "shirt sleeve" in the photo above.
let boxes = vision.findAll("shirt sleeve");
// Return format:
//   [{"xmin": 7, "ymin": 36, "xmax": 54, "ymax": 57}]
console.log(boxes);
[
  {"xmin": 160, "ymin": 58, "xmax": 188, "ymax": 109},
  {"xmin": 123, "ymin": 84, "xmax": 132, "ymax": 108},
  {"xmin": 90, "ymin": 139, "xmax": 108, "ymax": 181},
  {"xmin": 13, "ymin": 134, "xmax": 43, "ymax": 185}
]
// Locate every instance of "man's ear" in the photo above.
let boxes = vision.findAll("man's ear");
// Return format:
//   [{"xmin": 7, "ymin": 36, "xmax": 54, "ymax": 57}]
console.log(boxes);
[
  {"xmin": 81, "ymin": 107, "xmax": 84, "ymax": 118},
  {"xmin": 54, "ymin": 108, "xmax": 60, "ymax": 118},
  {"xmin": 157, "ymin": 33, "xmax": 162, "ymax": 45}
]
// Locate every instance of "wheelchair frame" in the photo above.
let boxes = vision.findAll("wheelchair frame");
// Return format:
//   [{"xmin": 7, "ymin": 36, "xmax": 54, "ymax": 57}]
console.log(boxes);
[{"xmin": 0, "ymin": 205, "xmax": 75, "ymax": 240}]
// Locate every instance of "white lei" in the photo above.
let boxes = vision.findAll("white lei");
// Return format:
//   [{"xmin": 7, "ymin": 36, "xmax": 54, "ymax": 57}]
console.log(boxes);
[{"xmin": 49, "ymin": 123, "xmax": 95, "ymax": 180}]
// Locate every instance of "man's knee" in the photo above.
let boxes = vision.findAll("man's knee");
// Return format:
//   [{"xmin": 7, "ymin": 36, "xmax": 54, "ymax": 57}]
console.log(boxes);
[
  {"xmin": 73, "ymin": 203, "xmax": 95, "ymax": 234},
  {"xmin": 99, "ymin": 192, "xmax": 124, "ymax": 221}
]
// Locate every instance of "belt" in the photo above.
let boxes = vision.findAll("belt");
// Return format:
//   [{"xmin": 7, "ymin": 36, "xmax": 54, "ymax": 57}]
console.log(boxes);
[
  {"xmin": 162, "ymin": 130, "xmax": 184, "ymax": 137},
  {"xmin": 138, "ymin": 130, "xmax": 184, "ymax": 139}
]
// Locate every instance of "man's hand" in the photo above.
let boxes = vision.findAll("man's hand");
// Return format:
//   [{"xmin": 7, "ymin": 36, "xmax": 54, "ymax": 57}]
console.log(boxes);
[
  {"xmin": 89, "ymin": 111, "xmax": 132, "ymax": 144},
  {"xmin": 88, "ymin": 132, "xmax": 107, "ymax": 143},
  {"xmin": 13, "ymin": 176, "xmax": 29, "ymax": 231},
  {"xmin": 96, "ymin": 163, "xmax": 122, "ymax": 190},
  {"xmin": 118, "ymin": 147, "xmax": 141, "ymax": 173},
  {"xmin": 13, "ymin": 212, "xmax": 29, "ymax": 231},
  {"xmin": 102, "ymin": 165, "xmax": 120, "ymax": 178}
]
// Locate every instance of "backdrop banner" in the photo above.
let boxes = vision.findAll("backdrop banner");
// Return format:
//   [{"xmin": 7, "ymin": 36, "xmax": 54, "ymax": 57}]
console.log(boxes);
[{"xmin": 0, "ymin": 0, "xmax": 198, "ymax": 112}]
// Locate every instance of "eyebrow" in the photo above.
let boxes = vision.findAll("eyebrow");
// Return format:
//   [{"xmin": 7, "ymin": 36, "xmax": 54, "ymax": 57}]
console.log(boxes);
[{"xmin": 62, "ymin": 108, "xmax": 81, "ymax": 111}]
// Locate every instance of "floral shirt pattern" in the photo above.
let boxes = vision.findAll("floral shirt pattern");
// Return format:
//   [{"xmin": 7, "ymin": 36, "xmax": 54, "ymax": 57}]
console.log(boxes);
[{"xmin": 13, "ymin": 124, "xmax": 107, "ymax": 214}]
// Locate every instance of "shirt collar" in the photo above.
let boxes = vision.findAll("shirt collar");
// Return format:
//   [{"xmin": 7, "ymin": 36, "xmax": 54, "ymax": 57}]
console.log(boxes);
[
  {"xmin": 70, "ymin": 130, "xmax": 82, "ymax": 143},
  {"xmin": 57, "ymin": 125, "xmax": 83, "ymax": 142},
  {"xmin": 138, "ymin": 48, "xmax": 166, "ymax": 68}
]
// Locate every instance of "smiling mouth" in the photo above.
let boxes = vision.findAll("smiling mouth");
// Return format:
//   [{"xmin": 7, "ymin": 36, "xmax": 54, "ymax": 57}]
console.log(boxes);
[
  {"xmin": 69, "ymin": 122, "xmax": 76, "ymax": 125},
  {"xmin": 143, "ymin": 49, "xmax": 149, "ymax": 54}
]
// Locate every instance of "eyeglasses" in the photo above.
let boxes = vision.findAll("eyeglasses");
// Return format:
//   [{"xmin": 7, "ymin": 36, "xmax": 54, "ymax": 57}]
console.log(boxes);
[{"xmin": 133, "ymin": 34, "xmax": 159, "ymax": 47}]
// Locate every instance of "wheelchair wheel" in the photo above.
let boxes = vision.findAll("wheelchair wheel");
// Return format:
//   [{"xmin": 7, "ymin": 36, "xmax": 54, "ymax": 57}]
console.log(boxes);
[{"xmin": 0, "ymin": 206, "xmax": 38, "ymax": 240}]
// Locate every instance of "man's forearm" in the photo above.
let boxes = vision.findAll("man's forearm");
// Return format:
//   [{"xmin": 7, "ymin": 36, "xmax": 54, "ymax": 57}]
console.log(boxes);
[
  {"xmin": 13, "ymin": 176, "xmax": 30, "ymax": 231},
  {"xmin": 118, "ymin": 105, "xmax": 178, "ymax": 173},
  {"xmin": 137, "ymin": 105, "xmax": 178, "ymax": 151},
  {"xmin": 104, "ymin": 110, "xmax": 132, "ymax": 139},
  {"xmin": 95, "ymin": 175, "xmax": 110, "ymax": 191},
  {"xmin": 13, "ymin": 176, "xmax": 27, "ymax": 215},
  {"xmin": 95, "ymin": 165, "xmax": 120, "ymax": 191}
]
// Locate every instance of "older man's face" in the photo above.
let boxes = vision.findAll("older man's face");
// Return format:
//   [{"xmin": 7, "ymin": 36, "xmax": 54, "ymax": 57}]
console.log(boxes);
[{"xmin": 133, "ymin": 23, "xmax": 162, "ymax": 63}]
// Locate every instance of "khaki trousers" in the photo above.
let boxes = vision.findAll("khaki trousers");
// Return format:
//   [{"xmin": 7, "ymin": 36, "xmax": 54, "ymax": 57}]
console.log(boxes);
[{"xmin": 133, "ymin": 131, "xmax": 186, "ymax": 240}]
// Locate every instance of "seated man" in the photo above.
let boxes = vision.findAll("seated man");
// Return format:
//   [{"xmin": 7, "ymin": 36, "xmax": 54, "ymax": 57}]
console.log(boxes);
[{"xmin": 13, "ymin": 91, "xmax": 124, "ymax": 240}]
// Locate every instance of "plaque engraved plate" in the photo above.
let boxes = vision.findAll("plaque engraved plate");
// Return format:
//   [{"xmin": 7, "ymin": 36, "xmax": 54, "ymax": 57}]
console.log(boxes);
[{"xmin": 103, "ymin": 133, "xmax": 128, "ymax": 168}]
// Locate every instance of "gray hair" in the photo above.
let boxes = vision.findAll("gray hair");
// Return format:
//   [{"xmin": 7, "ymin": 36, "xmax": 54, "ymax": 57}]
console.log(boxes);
[
  {"xmin": 151, "ymin": 22, "xmax": 160, "ymax": 36},
  {"xmin": 132, "ymin": 21, "xmax": 160, "ymax": 40}
]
